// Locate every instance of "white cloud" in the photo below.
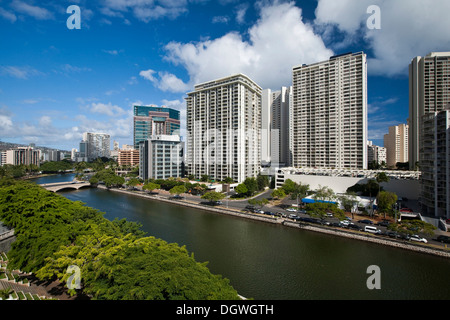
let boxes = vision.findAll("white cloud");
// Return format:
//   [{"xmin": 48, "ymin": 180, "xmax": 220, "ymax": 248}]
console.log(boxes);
[
  {"xmin": 157, "ymin": 1, "xmax": 333, "ymax": 91},
  {"xmin": 235, "ymin": 3, "xmax": 248, "ymax": 24},
  {"xmin": 140, "ymin": 69, "xmax": 190, "ymax": 93},
  {"xmin": 103, "ymin": 49, "xmax": 119, "ymax": 55},
  {"xmin": 0, "ymin": 65, "xmax": 42, "ymax": 79},
  {"xmin": 212, "ymin": 15, "xmax": 229, "ymax": 24},
  {"xmin": 11, "ymin": 0, "xmax": 53, "ymax": 20},
  {"xmin": 39, "ymin": 116, "xmax": 52, "ymax": 127},
  {"xmin": 90, "ymin": 102, "xmax": 127, "ymax": 117},
  {"xmin": 314, "ymin": 0, "xmax": 450, "ymax": 76},
  {"xmin": 0, "ymin": 115, "xmax": 13, "ymax": 131},
  {"xmin": 0, "ymin": 8, "xmax": 17, "ymax": 22},
  {"xmin": 100, "ymin": 0, "xmax": 189, "ymax": 22},
  {"xmin": 60, "ymin": 64, "xmax": 92, "ymax": 74}
]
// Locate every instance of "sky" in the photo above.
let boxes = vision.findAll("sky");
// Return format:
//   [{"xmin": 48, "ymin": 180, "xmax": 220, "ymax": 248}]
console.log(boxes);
[{"xmin": 1, "ymin": 0, "xmax": 450, "ymax": 152}]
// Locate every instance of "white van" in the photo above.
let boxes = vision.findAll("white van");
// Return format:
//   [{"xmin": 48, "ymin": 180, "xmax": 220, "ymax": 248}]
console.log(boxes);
[{"xmin": 364, "ymin": 226, "xmax": 381, "ymax": 234}]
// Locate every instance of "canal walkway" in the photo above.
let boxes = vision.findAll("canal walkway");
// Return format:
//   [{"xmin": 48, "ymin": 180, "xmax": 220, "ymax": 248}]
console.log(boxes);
[{"xmin": 98, "ymin": 185, "xmax": 450, "ymax": 259}]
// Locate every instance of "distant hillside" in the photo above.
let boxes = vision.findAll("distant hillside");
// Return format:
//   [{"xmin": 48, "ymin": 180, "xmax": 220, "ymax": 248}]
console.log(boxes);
[{"xmin": 0, "ymin": 140, "xmax": 69, "ymax": 153}]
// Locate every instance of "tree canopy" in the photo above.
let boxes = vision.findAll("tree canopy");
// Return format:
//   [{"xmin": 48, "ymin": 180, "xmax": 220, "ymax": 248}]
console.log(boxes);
[
  {"xmin": 201, "ymin": 191, "xmax": 225, "ymax": 203},
  {"xmin": 0, "ymin": 178, "xmax": 239, "ymax": 300}
]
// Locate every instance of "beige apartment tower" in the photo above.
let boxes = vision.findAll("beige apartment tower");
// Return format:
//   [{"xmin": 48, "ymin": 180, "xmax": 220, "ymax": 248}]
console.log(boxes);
[
  {"xmin": 383, "ymin": 123, "xmax": 409, "ymax": 168},
  {"xmin": 185, "ymin": 74, "xmax": 261, "ymax": 183},
  {"xmin": 409, "ymin": 52, "xmax": 450, "ymax": 170},
  {"xmin": 291, "ymin": 52, "xmax": 368, "ymax": 170}
]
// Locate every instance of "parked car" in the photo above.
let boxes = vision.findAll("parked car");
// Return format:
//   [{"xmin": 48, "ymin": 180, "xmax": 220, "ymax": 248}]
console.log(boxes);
[
  {"xmin": 264, "ymin": 211, "xmax": 275, "ymax": 216},
  {"xmin": 387, "ymin": 231, "xmax": 399, "ymax": 238},
  {"xmin": 398, "ymin": 233, "xmax": 410, "ymax": 240},
  {"xmin": 288, "ymin": 214, "xmax": 299, "ymax": 219},
  {"xmin": 364, "ymin": 226, "xmax": 382, "ymax": 234},
  {"xmin": 347, "ymin": 223, "xmax": 362, "ymax": 231},
  {"xmin": 286, "ymin": 208, "xmax": 297, "ymax": 212},
  {"xmin": 326, "ymin": 212, "xmax": 333, "ymax": 217},
  {"xmin": 340, "ymin": 220, "xmax": 350, "ymax": 227},
  {"xmin": 437, "ymin": 235, "xmax": 450, "ymax": 243},
  {"xmin": 409, "ymin": 235, "xmax": 427, "ymax": 243},
  {"xmin": 358, "ymin": 219, "xmax": 373, "ymax": 225},
  {"xmin": 330, "ymin": 222, "xmax": 342, "ymax": 228},
  {"xmin": 376, "ymin": 220, "xmax": 390, "ymax": 227},
  {"xmin": 299, "ymin": 217, "xmax": 315, "ymax": 223}
]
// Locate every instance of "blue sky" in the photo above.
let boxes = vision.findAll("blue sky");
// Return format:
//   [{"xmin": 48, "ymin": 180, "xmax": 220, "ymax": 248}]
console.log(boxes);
[{"xmin": 1, "ymin": 0, "xmax": 450, "ymax": 151}]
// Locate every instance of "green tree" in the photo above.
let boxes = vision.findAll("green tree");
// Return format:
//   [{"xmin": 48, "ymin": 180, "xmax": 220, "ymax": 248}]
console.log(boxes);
[
  {"xmin": 366, "ymin": 179, "xmax": 379, "ymax": 216},
  {"xmin": 290, "ymin": 182, "xmax": 310, "ymax": 206},
  {"xmin": 388, "ymin": 220, "xmax": 436, "ymax": 237},
  {"xmin": 143, "ymin": 182, "xmax": 161, "ymax": 193},
  {"xmin": 89, "ymin": 176, "xmax": 99, "ymax": 185},
  {"xmin": 243, "ymin": 177, "xmax": 258, "ymax": 196},
  {"xmin": 201, "ymin": 191, "xmax": 226, "ymax": 204},
  {"xmin": 377, "ymin": 191, "xmax": 398, "ymax": 219},
  {"xmin": 375, "ymin": 172, "xmax": 389, "ymax": 213},
  {"xmin": 222, "ymin": 177, "xmax": 234, "ymax": 184},
  {"xmin": 313, "ymin": 185, "xmax": 336, "ymax": 202},
  {"xmin": 338, "ymin": 192, "xmax": 359, "ymax": 219},
  {"xmin": 169, "ymin": 185, "xmax": 187, "ymax": 196},
  {"xmin": 126, "ymin": 177, "xmax": 141, "ymax": 189},
  {"xmin": 0, "ymin": 178, "xmax": 240, "ymax": 300},
  {"xmin": 281, "ymin": 179, "xmax": 297, "ymax": 194},
  {"xmin": 256, "ymin": 175, "xmax": 269, "ymax": 191},
  {"xmin": 235, "ymin": 183, "xmax": 248, "ymax": 196},
  {"xmin": 40, "ymin": 161, "xmax": 73, "ymax": 173},
  {"xmin": 271, "ymin": 188, "xmax": 286, "ymax": 200}
]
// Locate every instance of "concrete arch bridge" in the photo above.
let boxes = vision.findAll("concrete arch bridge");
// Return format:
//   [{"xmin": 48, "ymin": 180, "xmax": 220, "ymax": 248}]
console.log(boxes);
[{"xmin": 39, "ymin": 180, "xmax": 91, "ymax": 192}]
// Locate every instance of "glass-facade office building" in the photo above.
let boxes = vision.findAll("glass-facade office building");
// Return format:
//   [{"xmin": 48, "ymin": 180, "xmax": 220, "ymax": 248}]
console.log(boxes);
[{"xmin": 134, "ymin": 105, "xmax": 181, "ymax": 149}]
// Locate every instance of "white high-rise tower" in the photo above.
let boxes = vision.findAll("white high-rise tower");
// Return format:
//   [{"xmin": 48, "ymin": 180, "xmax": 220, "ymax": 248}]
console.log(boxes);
[
  {"xmin": 291, "ymin": 52, "xmax": 368, "ymax": 170},
  {"xmin": 185, "ymin": 74, "xmax": 262, "ymax": 183}
]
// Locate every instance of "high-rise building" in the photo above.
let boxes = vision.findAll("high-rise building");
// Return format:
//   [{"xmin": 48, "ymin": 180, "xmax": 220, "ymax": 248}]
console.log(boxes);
[
  {"xmin": 82, "ymin": 132, "xmax": 111, "ymax": 161},
  {"xmin": 409, "ymin": 52, "xmax": 450, "ymax": 170},
  {"xmin": 383, "ymin": 124, "xmax": 409, "ymax": 168},
  {"xmin": 47, "ymin": 150, "xmax": 61, "ymax": 162},
  {"xmin": 77, "ymin": 140, "xmax": 88, "ymax": 162},
  {"xmin": 367, "ymin": 141, "xmax": 386, "ymax": 167},
  {"xmin": 291, "ymin": 52, "xmax": 368, "ymax": 170},
  {"xmin": 420, "ymin": 106, "xmax": 450, "ymax": 218},
  {"xmin": 133, "ymin": 105, "xmax": 181, "ymax": 149},
  {"xmin": 139, "ymin": 135, "xmax": 184, "ymax": 181},
  {"xmin": 2, "ymin": 147, "xmax": 40, "ymax": 167},
  {"xmin": 261, "ymin": 87, "xmax": 292, "ymax": 168},
  {"xmin": 185, "ymin": 74, "xmax": 262, "ymax": 183}
]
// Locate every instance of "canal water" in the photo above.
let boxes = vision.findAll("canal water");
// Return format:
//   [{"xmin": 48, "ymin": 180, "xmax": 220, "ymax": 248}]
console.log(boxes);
[{"xmin": 31, "ymin": 174, "xmax": 450, "ymax": 300}]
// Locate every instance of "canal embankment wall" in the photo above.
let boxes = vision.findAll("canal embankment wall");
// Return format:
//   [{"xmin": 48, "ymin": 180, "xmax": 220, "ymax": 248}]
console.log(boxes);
[{"xmin": 98, "ymin": 186, "xmax": 450, "ymax": 259}]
